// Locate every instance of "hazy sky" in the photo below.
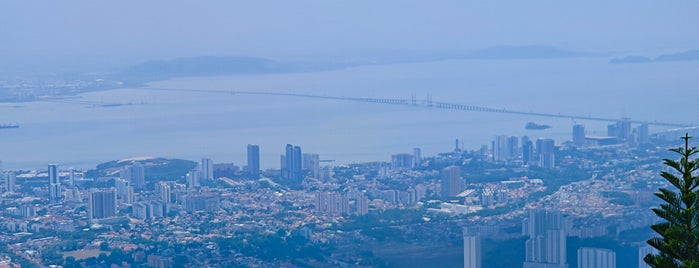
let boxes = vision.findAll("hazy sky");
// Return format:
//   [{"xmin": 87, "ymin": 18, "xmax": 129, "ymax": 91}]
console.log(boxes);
[{"xmin": 0, "ymin": 1, "xmax": 697, "ymax": 72}]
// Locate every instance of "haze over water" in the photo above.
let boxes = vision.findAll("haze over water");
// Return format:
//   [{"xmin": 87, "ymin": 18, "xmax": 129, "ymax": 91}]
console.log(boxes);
[{"xmin": 1, "ymin": 57, "xmax": 697, "ymax": 170}]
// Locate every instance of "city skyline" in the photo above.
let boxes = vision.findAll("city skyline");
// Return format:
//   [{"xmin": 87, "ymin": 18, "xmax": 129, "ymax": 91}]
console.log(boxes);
[
  {"xmin": 0, "ymin": 120, "xmax": 692, "ymax": 267},
  {"xmin": 0, "ymin": 1, "xmax": 695, "ymax": 266}
]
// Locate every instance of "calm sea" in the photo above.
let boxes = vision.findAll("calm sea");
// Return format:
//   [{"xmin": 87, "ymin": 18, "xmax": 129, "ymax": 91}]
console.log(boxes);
[{"xmin": 1, "ymin": 58, "xmax": 697, "ymax": 170}]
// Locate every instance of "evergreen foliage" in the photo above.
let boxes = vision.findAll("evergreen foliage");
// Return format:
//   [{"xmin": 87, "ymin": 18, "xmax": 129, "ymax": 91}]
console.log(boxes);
[{"xmin": 645, "ymin": 134, "xmax": 699, "ymax": 267}]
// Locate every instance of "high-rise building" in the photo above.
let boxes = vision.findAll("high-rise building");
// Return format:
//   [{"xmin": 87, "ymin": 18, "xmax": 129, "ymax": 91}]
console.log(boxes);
[
  {"xmin": 315, "ymin": 192, "xmax": 350, "ymax": 216},
  {"xmin": 280, "ymin": 154, "xmax": 286, "ymax": 174},
  {"xmin": 114, "ymin": 178, "xmax": 130, "ymax": 200},
  {"xmin": 573, "ymin": 124, "xmax": 586, "ymax": 147},
  {"xmin": 441, "ymin": 165, "xmax": 461, "ymax": 198},
  {"xmin": 521, "ymin": 136, "xmax": 531, "ymax": 148},
  {"xmin": 125, "ymin": 186, "xmax": 134, "ymax": 205},
  {"xmin": 121, "ymin": 163, "xmax": 146, "ymax": 190},
  {"xmin": 391, "ymin": 153, "xmax": 414, "ymax": 170},
  {"xmin": 247, "ymin": 144, "xmax": 260, "ymax": 178},
  {"xmin": 413, "ymin": 148, "xmax": 422, "ymax": 168},
  {"xmin": 132, "ymin": 202, "xmax": 149, "ymax": 220},
  {"xmin": 132, "ymin": 201, "xmax": 166, "ymax": 220},
  {"xmin": 463, "ymin": 230, "xmax": 482, "ymax": 268},
  {"xmin": 20, "ymin": 204, "xmax": 37, "ymax": 219},
  {"xmin": 5, "ymin": 171, "xmax": 15, "ymax": 193},
  {"xmin": 537, "ymin": 139, "xmax": 556, "ymax": 168},
  {"xmin": 89, "ymin": 188, "xmax": 117, "ymax": 220},
  {"xmin": 68, "ymin": 169, "xmax": 75, "ymax": 187},
  {"xmin": 302, "ymin": 153, "xmax": 320, "ymax": 178},
  {"xmin": 282, "ymin": 144, "xmax": 303, "ymax": 182},
  {"xmin": 523, "ymin": 140, "xmax": 534, "ymax": 166},
  {"xmin": 616, "ymin": 118, "xmax": 632, "ymax": 141},
  {"xmin": 638, "ymin": 246, "xmax": 658, "ymax": 268},
  {"xmin": 578, "ymin": 247, "xmax": 616, "ymax": 268},
  {"xmin": 637, "ymin": 124, "xmax": 649, "ymax": 145},
  {"xmin": 64, "ymin": 188, "xmax": 82, "ymax": 202},
  {"xmin": 507, "ymin": 136, "xmax": 519, "ymax": 159},
  {"xmin": 524, "ymin": 209, "xmax": 567, "ymax": 268},
  {"xmin": 493, "ymin": 135, "xmax": 508, "ymax": 162},
  {"xmin": 158, "ymin": 182, "xmax": 171, "ymax": 203},
  {"xmin": 186, "ymin": 168, "xmax": 199, "ymax": 188},
  {"xmin": 355, "ymin": 194, "xmax": 369, "ymax": 215},
  {"xmin": 150, "ymin": 201, "xmax": 166, "ymax": 218},
  {"xmin": 185, "ymin": 193, "xmax": 220, "ymax": 212},
  {"xmin": 48, "ymin": 164, "xmax": 61, "ymax": 202},
  {"xmin": 200, "ymin": 158, "xmax": 214, "ymax": 181},
  {"xmin": 608, "ymin": 119, "xmax": 632, "ymax": 142}
]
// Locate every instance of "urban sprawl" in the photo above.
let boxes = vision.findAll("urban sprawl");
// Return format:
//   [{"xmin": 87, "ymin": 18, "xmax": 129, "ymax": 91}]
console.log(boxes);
[{"xmin": 0, "ymin": 120, "xmax": 696, "ymax": 268}]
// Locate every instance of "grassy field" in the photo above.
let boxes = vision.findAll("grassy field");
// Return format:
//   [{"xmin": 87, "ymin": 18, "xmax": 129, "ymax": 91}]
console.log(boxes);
[{"xmin": 61, "ymin": 249, "xmax": 110, "ymax": 260}]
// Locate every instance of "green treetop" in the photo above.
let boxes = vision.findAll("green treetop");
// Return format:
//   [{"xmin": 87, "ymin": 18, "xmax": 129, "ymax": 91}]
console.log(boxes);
[{"xmin": 646, "ymin": 134, "xmax": 699, "ymax": 267}]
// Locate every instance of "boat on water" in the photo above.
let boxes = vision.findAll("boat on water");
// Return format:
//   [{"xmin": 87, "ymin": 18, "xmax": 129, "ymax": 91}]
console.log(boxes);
[
  {"xmin": 0, "ymin": 124, "xmax": 19, "ymax": 129},
  {"xmin": 525, "ymin": 122, "xmax": 551, "ymax": 130}
]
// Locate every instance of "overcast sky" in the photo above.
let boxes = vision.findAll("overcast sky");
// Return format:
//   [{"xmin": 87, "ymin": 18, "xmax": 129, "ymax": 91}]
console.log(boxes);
[{"xmin": 0, "ymin": 1, "xmax": 697, "ymax": 72}]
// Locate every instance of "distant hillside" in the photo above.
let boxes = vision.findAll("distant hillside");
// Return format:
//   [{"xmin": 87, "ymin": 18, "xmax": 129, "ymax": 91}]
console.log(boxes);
[
  {"xmin": 86, "ymin": 157, "xmax": 197, "ymax": 183},
  {"xmin": 114, "ymin": 46, "xmax": 600, "ymax": 84},
  {"xmin": 609, "ymin": 49, "xmax": 699, "ymax": 64},
  {"xmin": 119, "ymin": 47, "xmax": 598, "ymax": 82},
  {"xmin": 655, "ymin": 49, "xmax": 699, "ymax": 62},
  {"xmin": 117, "ymin": 56, "xmax": 362, "ymax": 83},
  {"xmin": 120, "ymin": 56, "xmax": 287, "ymax": 81}
]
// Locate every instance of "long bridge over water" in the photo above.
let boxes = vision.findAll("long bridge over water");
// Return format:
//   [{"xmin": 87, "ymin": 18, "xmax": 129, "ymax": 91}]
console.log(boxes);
[{"xmin": 145, "ymin": 87, "xmax": 691, "ymax": 128}]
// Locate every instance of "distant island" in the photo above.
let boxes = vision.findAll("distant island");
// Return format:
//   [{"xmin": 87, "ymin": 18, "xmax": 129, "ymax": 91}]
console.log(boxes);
[
  {"xmin": 610, "ymin": 49, "xmax": 699, "ymax": 64},
  {"xmin": 0, "ymin": 124, "xmax": 19, "ymax": 129},
  {"xmin": 525, "ymin": 122, "xmax": 551, "ymax": 130},
  {"xmin": 120, "ymin": 46, "xmax": 598, "ymax": 81},
  {"xmin": 0, "ymin": 45, "xmax": 602, "ymax": 103}
]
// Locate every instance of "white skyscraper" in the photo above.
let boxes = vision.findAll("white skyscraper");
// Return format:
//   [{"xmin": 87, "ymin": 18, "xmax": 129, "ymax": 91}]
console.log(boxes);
[
  {"xmin": 441, "ymin": 165, "xmax": 461, "ymax": 198},
  {"xmin": 159, "ymin": 182, "xmax": 171, "ymax": 203},
  {"xmin": 463, "ymin": 230, "xmax": 481, "ymax": 268},
  {"xmin": 493, "ymin": 135, "xmax": 508, "ymax": 162},
  {"xmin": 187, "ymin": 169, "xmax": 199, "ymax": 188},
  {"xmin": 314, "ymin": 192, "xmax": 349, "ymax": 216},
  {"xmin": 537, "ymin": 138, "xmax": 556, "ymax": 168},
  {"xmin": 5, "ymin": 171, "xmax": 15, "ymax": 193},
  {"xmin": 524, "ymin": 209, "xmax": 568, "ymax": 268},
  {"xmin": 283, "ymin": 145, "xmax": 303, "ymax": 181},
  {"xmin": 355, "ymin": 194, "xmax": 369, "ymax": 215},
  {"xmin": 302, "ymin": 153, "xmax": 320, "ymax": 178},
  {"xmin": 125, "ymin": 186, "xmax": 134, "ymax": 204},
  {"xmin": 578, "ymin": 247, "xmax": 615, "ymax": 268},
  {"xmin": 200, "ymin": 158, "xmax": 214, "ymax": 181},
  {"xmin": 114, "ymin": 178, "xmax": 130, "ymax": 199}
]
